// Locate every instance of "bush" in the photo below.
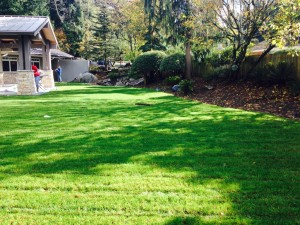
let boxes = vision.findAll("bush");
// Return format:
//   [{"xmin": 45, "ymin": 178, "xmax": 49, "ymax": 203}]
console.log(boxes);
[
  {"xmin": 288, "ymin": 81, "xmax": 300, "ymax": 96},
  {"xmin": 203, "ymin": 67, "xmax": 230, "ymax": 81},
  {"xmin": 179, "ymin": 79, "xmax": 194, "ymax": 95},
  {"xmin": 249, "ymin": 66, "xmax": 270, "ymax": 84},
  {"xmin": 267, "ymin": 61, "xmax": 296, "ymax": 85},
  {"xmin": 108, "ymin": 70, "xmax": 121, "ymax": 80},
  {"xmin": 206, "ymin": 47, "xmax": 233, "ymax": 67},
  {"xmin": 164, "ymin": 75, "xmax": 181, "ymax": 85},
  {"xmin": 251, "ymin": 61, "xmax": 297, "ymax": 86},
  {"xmin": 89, "ymin": 65, "xmax": 101, "ymax": 72},
  {"xmin": 124, "ymin": 51, "xmax": 140, "ymax": 62},
  {"xmin": 129, "ymin": 51, "xmax": 167, "ymax": 84},
  {"xmin": 159, "ymin": 53, "xmax": 185, "ymax": 76}
]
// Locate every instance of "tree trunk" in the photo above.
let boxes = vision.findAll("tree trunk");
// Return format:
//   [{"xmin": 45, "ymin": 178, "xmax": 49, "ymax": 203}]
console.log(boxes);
[
  {"xmin": 232, "ymin": 42, "xmax": 250, "ymax": 78},
  {"xmin": 185, "ymin": 41, "xmax": 192, "ymax": 79},
  {"xmin": 246, "ymin": 44, "xmax": 275, "ymax": 76},
  {"xmin": 104, "ymin": 49, "xmax": 108, "ymax": 71}
]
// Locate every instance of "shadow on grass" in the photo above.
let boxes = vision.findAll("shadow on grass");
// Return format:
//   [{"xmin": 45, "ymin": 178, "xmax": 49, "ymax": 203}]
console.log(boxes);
[{"xmin": 0, "ymin": 85, "xmax": 299, "ymax": 223}]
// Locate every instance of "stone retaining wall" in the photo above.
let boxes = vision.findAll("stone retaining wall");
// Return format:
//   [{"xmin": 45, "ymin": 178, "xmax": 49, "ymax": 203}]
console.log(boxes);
[
  {"xmin": 1, "ymin": 70, "xmax": 56, "ymax": 95},
  {"xmin": 16, "ymin": 71, "xmax": 37, "ymax": 95},
  {"xmin": 3, "ymin": 72, "xmax": 18, "ymax": 84},
  {"xmin": 40, "ymin": 70, "xmax": 55, "ymax": 89}
]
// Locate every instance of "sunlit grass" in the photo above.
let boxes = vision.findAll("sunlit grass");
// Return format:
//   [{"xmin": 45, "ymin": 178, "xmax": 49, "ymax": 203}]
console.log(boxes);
[{"xmin": 0, "ymin": 84, "xmax": 299, "ymax": 224}]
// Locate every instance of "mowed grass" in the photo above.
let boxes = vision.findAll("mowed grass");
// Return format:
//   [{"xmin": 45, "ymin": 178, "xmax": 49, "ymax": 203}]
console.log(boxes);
[{"xmin": 0, "ymin": 84, "xmax": 299, "ymax": 225}]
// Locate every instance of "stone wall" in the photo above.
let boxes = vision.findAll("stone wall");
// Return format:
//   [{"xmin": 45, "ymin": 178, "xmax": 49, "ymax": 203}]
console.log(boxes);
[
  {"xmin": 16, "ymin": 71, "xmax": 37, "ymax": 95},
  {"xmin": 1, "ymin": 70, "xmax": 56, "ymax": 95},
  {"xmin": 40, "ymin": 70, "xmax": 55, "ymax": 89},
  {"xmin": 3, "ymin": 72, "xmax": 18, "ymax": 84}
]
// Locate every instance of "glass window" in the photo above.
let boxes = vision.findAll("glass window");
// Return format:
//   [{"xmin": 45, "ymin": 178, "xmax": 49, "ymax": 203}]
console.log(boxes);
[
  {"xmin": 2, "ymin": 57, "xmax": 18, "ymax": 72},
  {"xmin": 3, "ymin": 61, "xmax": 9, "ymax": 71},
  {"xmin": 11, "ymin": 61, "xmax": 17, "ymax": 71},
  {"xmin": 31, "ymin": 58, "xmax": 40, "ymax": 68}
]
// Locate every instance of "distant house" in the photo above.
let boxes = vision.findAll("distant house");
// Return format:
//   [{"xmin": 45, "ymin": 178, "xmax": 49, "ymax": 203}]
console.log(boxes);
[
  {"xmin": 0, "ymin": 15, "xmax": 59, "ymax": 95},
  {"xmin": 247, "ymin": 41, "xmax": 300, "ymax": 80}
]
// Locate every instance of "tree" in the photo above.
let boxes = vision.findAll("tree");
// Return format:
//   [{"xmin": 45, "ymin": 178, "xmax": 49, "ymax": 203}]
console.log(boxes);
[
  {"xmin": 89, "ymin": 1, "xmax": 122, "ymax": 69},
  {"xmin": 0, "ymin": 0, "xmax": 49, "ymax": 16},
  {"xmin": 119, "ymin": 0, "xmax": 147, "ymax": 60},
  {"xmin": 143, "ymin": 0, "xmax": 200, "ymax": 79},
  {"xmin": 210, "ymin": 0, "xmax": 279, "ymax": 77},
  {"xmin": 140, "ymin": 0, "xmax": 167, "ymax": 53},
  {"xmin": 49, "ymin": 0, "xmax": 85, "ymax": 56},
  {"xmin": 77, "ymin": 0, "xmax": 98, "ymax": 59},
  {"xmin": 263, "ymin": 0, "xmax": 300, "ymax": 49}
]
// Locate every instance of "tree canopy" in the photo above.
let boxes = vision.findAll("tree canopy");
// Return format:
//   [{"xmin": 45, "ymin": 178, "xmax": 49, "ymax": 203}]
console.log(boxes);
[{"xmin": 1, "ymin": 0, "xmax": 299, "ymax": 78}]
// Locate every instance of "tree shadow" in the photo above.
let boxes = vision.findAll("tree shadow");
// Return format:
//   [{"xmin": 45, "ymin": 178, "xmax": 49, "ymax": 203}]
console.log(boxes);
[{"xmin": 0, "ymin": 85, "xmax": 299, "ymax": 223}]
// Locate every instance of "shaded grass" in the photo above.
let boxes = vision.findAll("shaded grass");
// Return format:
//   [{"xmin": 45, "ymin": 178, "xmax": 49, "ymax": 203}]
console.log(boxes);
[{"xmin": 0, "ymin": 84, "xmax": 299, "ymax": 224}]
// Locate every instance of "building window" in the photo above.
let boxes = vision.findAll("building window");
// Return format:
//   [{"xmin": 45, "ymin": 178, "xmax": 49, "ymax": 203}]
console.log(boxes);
[
  {"xmin": 2, "ymin": 57, "xmax": 41, "ymax": 71},
  {"xmin": 31, "ymin": 58, "xmax": 40, "ymax": 68},
  {"xmin": 2, "ymin": 57, "xmax": 18, "ymax": 71}
]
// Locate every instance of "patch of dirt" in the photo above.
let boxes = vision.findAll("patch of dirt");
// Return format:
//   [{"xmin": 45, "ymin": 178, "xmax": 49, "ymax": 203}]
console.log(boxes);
[{"xmin": 146, "ymin": 77, "xmax": 300, "ymax": 121}]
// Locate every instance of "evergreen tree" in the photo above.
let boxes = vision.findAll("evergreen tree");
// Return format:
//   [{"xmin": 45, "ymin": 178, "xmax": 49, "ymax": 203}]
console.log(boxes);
[
  {"xmin": 0, "ymin": 0, "xmax": 49, "ymax": 16},
  {"xmin": 90, "ymin": 4, "xmax": 115, "ymax": 69},
  {"xmin": 143, "ymin": 0, "xmax": 197, "ymax": 79},
  {"xmin": 49, "ymin": 0, "xmax": 85, "ymax": 56}
]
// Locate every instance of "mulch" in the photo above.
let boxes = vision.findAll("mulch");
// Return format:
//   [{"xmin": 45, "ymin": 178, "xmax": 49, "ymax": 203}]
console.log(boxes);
[{"xmin": 146, "ymin": 77, "xmax": 300, "ymax": 121}]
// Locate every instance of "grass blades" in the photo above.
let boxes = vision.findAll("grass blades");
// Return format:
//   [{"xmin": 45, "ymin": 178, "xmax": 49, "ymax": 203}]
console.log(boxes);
[{"xmin": 0, "ymin": 84, "xmax": 299, "ymax": 224}]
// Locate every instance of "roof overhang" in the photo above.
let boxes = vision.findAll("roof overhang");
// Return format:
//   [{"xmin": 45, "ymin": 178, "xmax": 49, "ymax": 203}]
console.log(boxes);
[
  {"xmin": 31, "ymin": 48, "xmax": 74, "ymax": 59},
  {"xmin": 0, "ymin": 16, "xmax": 58, "ymax": 48}
]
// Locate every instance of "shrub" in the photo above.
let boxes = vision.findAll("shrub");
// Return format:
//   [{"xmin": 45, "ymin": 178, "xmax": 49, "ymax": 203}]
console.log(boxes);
[
  {"xmin": 89, "ymin": 65, "xmax": 101, "ymax": 72},
  {"xmin": 206, "ymin": 47, "xmax": 233, "ymax": 67},
  {"xmin": 164, "ymin": 75, "xmax": 181, "ymax": 85},
  {"xmin": 129, "ymin": 51, "xmax": 167, "ymax": 84},
  {"xmin": 124, "ymin": 51, "xmax": 139, "ymax": 62},
  {"xmin": 203, "ymin": 67, "xmax": 230, "ymax": 81},
  {"xmin": 249, "ymin": 66, "xmax": 270, "ymax": 85},
  {"xmin": 288, "ymin": 81, "xmax": 300, "ymax": 96},
  {"xmin": 179, "ymin": 79, "xmax": 194, "ymax": 95},
  {"xmin": 251, "ymin": 61, "xmax": 297, "ymax": 86},
  {"xmin": 159, "ymin": 53, "xmax": 185, "ymax": 76},
  {"xmin": 267, "ymin": 61, "xmax": 296, "ymax": 85},
  {"xmin": 108, "ymin": 70, "xmax": 121, "ymax": 80}
]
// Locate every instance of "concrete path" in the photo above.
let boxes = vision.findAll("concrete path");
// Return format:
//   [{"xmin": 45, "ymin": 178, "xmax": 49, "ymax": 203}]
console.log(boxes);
[{"xmin": 0, "ymin": 84, "xmax": 17, "ymax": 96}]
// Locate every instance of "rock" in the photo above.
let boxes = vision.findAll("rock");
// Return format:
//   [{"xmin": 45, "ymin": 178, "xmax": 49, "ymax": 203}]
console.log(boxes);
[
  {"xmin": 129, "ymin": 78, "xmax": 144, "ymax": 86},
  {"xmin": 172, "ymin": 84, "xmax": 180, "ymax": 92},
  {"xmin": 204, "ymin": 85, "xmax": 214, "ymax": 90},
  {"xmin": 103, "ymin": 78, "xmax": 111, "ymax": 82},
  {"xmin": 81, "ymin": 73, "xmax": 98, "ymax": 83},
  {"xmin": 97, "ymin": 76, "xmax": 144, "ymax": 87},
  {"xmin": 115, "ymin": 81, "xmax": 125, "ymax": 86},
  {"xmin": 71, "ymin": 72, "xmax": 98, "ymax": 83}
]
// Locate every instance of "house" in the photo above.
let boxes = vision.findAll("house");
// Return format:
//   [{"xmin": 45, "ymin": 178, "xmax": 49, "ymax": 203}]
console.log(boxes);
[
  {"xmin": 0, "ymin": 15, "xmax": 58, "ymax": 95},
  {"xmin": 248, "ymin": 41, "xmax": 300, "ymax": 80}
]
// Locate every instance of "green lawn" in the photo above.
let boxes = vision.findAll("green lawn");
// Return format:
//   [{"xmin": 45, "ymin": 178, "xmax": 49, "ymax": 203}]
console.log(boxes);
[{"xmin": 0, "ymin": 84, "xmax": 299, "ymax": 225}]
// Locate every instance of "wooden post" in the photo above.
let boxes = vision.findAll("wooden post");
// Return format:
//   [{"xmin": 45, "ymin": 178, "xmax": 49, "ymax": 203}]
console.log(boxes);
[
  {"xmin": 42, "ymin": 41, "xmax": 52, "ymax": 70},
  {"xmin": 0, "ymin": 51, "xmax": 3, "ymax": 72},
  {"xmin": 18, "ymin": 36, "xmax": 31, "ymax": 70}
]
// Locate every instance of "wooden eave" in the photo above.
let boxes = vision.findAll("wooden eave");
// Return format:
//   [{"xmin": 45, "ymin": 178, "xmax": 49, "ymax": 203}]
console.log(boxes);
[{"xmin": 0, "ymin": 16, "xmax": 58, "ymax": 48}]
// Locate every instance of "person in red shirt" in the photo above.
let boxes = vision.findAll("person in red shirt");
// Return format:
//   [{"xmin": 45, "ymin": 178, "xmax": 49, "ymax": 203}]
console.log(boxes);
[{"xmin": 32, "ymin": 65, "xmax": 40, "ymax": 92}]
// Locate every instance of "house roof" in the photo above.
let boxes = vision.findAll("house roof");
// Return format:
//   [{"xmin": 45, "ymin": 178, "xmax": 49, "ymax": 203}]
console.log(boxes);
[
  {"xmin": 250, "ymin": 41, "xmax": 300, "ymax": 56},
  {"xmin": 0, "ymin": 16, "xmax": 48, "ymax": 35},
  {"xmin": 31, "ymin": 48, "xmax": 74, "ymax": 58},
  {"xmin": 0, "ymin": 15, "xmax": 57, "ymax": 47}
]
